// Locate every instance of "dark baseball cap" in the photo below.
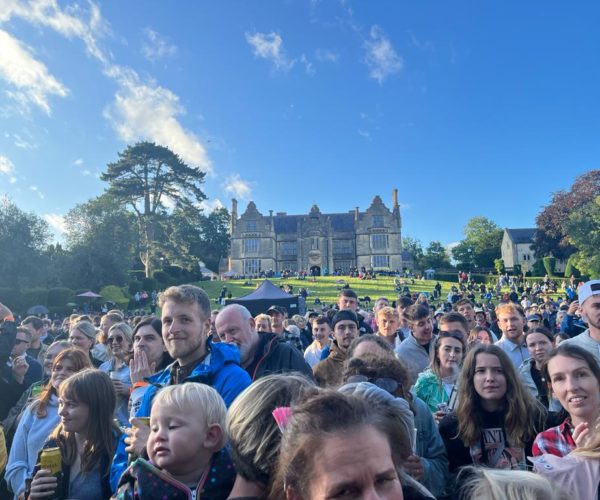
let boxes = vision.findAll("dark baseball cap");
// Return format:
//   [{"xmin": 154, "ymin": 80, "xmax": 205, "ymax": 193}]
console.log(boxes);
[{"xmin": 266, "ymin": 305, "xmax": 286, "ymax": 316}]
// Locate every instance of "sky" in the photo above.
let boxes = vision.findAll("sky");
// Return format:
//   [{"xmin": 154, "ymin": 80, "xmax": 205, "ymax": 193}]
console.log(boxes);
[{"xmin": 1, "ymin": 1, "xmax": 599, "ymax": 249}]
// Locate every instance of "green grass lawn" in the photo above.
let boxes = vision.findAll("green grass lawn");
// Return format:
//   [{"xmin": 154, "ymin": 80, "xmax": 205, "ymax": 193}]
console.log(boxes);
[
  {"xmin": 195, "ymin": 276, "xmax": 458, "ymax": 309},
  {"xmin": 192, "ymin": 275, "xmax": 565, "ymax": 311}
]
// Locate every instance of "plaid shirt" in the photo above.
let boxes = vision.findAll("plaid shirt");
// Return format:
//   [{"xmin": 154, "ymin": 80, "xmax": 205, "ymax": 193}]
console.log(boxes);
[{"xmin": 531, "ymin": 417, "xmax": 576, "ymax": 457}]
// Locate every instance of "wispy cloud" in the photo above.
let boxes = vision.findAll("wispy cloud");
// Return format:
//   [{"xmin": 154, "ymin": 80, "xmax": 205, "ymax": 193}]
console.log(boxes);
[
  {"xmin": 142, "ymin": 28, "xmax": 177, "ymax": 62},
  {"xmin": 364, "ymin": 25, "xmax": 403, "ymax": 84},
  {"xmin": 199, "ymin": 198, "xmax": 224, "ymax": 212},
  {"xmin": 43, "ymin": 213, "xmax": 66, "ymax": 234},
  {"xmin": 315, "ymin": 48, "xmax": 339, "ymax": 63},
  {"xmin": 223, "ymin": 174, "xmax": 252, "ymax": 200},
  {"xmin": 29, "ymin": 185, "xmax": 45, "ymax": 199},
  {"xmin": 4, "ymin": 132, "xmax": 36, "ymax": 149},
  {"xmin": 0, "ymin": 155, "xmax": 17, "ymax": 183},
  {"xmin": 73, "ymin": 158, "xmax": 83, "ymax": 166},
  {"xmin": 2, "ymin": 1, "xmax": 212, "ymax": 174},
  {"xmin": 300, "ymin": 54, "xmax": 315, "ymax": 75},
  {"xmin": 0, "ymin": 29, "xmax": 68, "ymax": 114},
  {"xmin": 245, "ymin": 31, "xmax": 294, "ymax": 72},
  {"xmin": 81, "ymin": 169, "xmax": 92, "ymax": 176},
  {"xmin": 358, "ymin": 129, "xmax": 371, "ymax": 141},
  {"xmin": 103, "ymin": 66, "xmax": 212, "ymax": 174}
]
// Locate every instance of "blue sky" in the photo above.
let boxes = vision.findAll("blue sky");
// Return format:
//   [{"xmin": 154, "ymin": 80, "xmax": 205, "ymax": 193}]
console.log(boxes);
[{"xmin": 1, "ymin": 1, "xmax": 599, "ymax": 249}]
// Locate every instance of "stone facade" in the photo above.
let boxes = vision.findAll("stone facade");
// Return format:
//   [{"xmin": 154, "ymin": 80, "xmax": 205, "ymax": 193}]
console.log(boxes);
[{"xmin": 228, "ymin": 190, "xmax": 402, "ymax": 275}]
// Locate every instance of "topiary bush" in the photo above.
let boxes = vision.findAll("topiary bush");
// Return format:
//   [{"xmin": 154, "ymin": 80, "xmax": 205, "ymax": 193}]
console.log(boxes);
[{"xmin": 542, "ymin": 256, "xmax": 556, "ymax": 276}]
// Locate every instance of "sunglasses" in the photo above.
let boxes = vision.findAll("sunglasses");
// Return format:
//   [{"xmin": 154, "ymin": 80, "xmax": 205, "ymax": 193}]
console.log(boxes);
[
  {"xmin": 107, "ymin": 336, "xmax": 124, "ymax": 345},
  {"xmin": 345, "ymin": 375, "xmax": 400, "ymax": 394},
  {"xmin": 438, "ymin": 330, "xmax": 465, "ymax": 342},
  {"xmin": 15, "ymin": 338, "xmax": 30, "ymax": 345}
]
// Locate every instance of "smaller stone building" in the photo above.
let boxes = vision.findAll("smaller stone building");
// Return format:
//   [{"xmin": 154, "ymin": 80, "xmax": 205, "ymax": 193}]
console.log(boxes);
[{"xmin": 228, "ymin": 191, "xmax": 403, "ymax": 275}]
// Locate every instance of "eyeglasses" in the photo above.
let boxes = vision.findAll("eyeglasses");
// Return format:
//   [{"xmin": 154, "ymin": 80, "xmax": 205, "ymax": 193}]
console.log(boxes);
[
  {"xmin": 438, "ymin": 330, "xmax": 465, "ymax": 342},
  {"xmin": 345, "ymin": 375, "xmax": 400, "ymax": 394},
  {"xmin": 107, "ymin": 336, "xmax": 124, "ymax": 345},
  {"xmin": 15, "ymin": 338, "xmax": 30, "ymax": 345}
]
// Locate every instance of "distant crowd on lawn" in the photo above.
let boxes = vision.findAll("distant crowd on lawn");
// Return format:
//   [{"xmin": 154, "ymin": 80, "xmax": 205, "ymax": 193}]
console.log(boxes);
[{"xmin": 0, "ymin": 271, "xmax": 599, "ymax": 499}]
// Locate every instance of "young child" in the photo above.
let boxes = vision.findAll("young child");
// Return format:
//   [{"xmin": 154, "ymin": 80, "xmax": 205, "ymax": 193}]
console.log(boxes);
[{"xmin": 113, "ymin": 383, "xmax": 235, "ymax": 500}]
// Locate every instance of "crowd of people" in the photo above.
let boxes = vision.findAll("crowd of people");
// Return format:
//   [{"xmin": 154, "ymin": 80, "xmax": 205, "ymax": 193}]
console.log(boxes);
[{"xmin": 0, "ymin": 277, "xmax": 599, "ymax": 499}]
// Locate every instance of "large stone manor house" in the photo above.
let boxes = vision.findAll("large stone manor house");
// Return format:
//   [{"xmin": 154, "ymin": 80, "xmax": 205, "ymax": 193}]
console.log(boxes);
[{"xmin": 226, "ymin": 190, "xmax": 403, "ymax": 276}]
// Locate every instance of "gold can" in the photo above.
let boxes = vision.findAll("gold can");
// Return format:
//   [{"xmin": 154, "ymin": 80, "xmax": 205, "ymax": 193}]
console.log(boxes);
[
  {"xmin": 134, "ymin": 417, "xmax": 150, "ymax": 427},
  {"xmin": 40, "ymin": 447, "xmax": 61, "ymax": 475}
]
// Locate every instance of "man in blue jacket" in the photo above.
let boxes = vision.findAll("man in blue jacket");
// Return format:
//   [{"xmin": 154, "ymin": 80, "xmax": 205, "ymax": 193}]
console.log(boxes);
[{"xmin": 110, "ymin": 284, "xmax": 251, "ymax": 491}]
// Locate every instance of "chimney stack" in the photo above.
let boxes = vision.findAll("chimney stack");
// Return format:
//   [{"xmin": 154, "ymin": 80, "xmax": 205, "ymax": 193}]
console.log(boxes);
[
  {"xmin": 354, "ymin": 207, "xmax": 359, "ymax": 222},
  {"xmin": 392, "ymin": 188, "xmax": 398, "ymax": 208},
  {"xmin": 230, "ymin": 199, "xmax": 238, "ymax": 233}
]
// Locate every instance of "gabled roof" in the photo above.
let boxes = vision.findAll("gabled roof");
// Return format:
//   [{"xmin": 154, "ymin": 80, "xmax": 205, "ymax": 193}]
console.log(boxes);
[
  {"xmin": 273, "ymin": 215, "xmax": 300, "ymax": 233},
  {"xmin": 505, "ymin": 228, "xmax": 537, "ymax": 245},
  {"xmin": 272, "ymin": 212, "xmax": 356, "ymax": 233}
]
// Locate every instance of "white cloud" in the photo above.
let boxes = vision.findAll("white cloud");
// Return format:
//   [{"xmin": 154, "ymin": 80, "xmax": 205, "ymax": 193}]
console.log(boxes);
[
  {"xmin": 2, "ymin": 1, "xmax": 213, "ymax": 175},
  {"xmin": 43, "ymin": 213, "xmax": 66, "ymax": 234},
  {"xmin": 12, "ymin": 133, "xmax": 36, "ymax": 149},
  {"xmin": 223, "ymin": 174, "xmax": 252, "ymax": 200},
  {"xmin": 358, "ymin": 129, "xmax": 371, "ymax": 141},
  {"xmin": 364, "ymin": 25, "xmax": 403, "ymax": 84},
  {"xmin": 73, "ymin": 158, "xmax": 83, "ymax": 166},
  {"xmin": 29, "ymin": 185, "xmax": 44, "ymax": 199},
  {"xmin": 103, "ymin": 67, "xmax": 212, "ymax": 174},
  {"xmin": 142, "ymin": 28, "xmax": 177, "ymax": 62},
  {"xmin": 198, "ymin": 198, "xmax": 224, "ymax": 212},
  {"xmin": 300, "ymin": 54, "xmax": 315, "ymax": 75},
  {"xmin": 81, "ymin": 169, "xmax": 92, "ymax": 176},
  {"xmin": 0, "ymin": 29, "xmax": 68, "ymax": 114},
  {"xmin": 0, "ymin": 0, "xmax": 108, "ymax": 63},
  {"xmin": 245, "ymin": 31, "xmax": 294, "ymax": 72},
  {"xmin": 0, "ymin": 154, "xmax": 17, "ymax": 183},
  {"xmin": 315, "ymin": 48, "xmax": 339, "ymax": 62}
]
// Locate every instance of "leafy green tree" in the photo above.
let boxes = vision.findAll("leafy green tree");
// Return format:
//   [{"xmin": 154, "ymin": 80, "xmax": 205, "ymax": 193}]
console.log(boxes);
[
  {"xmin": 162, "ymin": 206, "xmax": 230, "ymax": 273},
  {"xmin": 452, "ymin": 217, "xmax": 503, "ymax": 268},
  {"xmin": 0, "ymin": 196, "xmax": 52, "ymax": 288},
  {"xmin": 566, "ymin": 196, "xmax": 600, "ymax": 277},
  {"xmin": 62, "ymin": 194, "xmax": 138, "ymax": 289},
  {"xmin": 101, "ymin": 142, "xmax": 207, "ymax": 277},
  {"xmin": 402, "ymin": 237, "xmax": 424, "ymax": 270},
  {"xmin": 534, "ymin": 170, "xmax": 600, "ymax": 259},
  {"xmin": 422, "ymin": 241, "xmax": 452, "ymax": 269}
]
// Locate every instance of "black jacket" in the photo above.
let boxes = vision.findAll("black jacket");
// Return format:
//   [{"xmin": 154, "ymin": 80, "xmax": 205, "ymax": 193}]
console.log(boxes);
[{"xmin": 245, "ymin": 333, "xmax": 314, "ymax": 381}]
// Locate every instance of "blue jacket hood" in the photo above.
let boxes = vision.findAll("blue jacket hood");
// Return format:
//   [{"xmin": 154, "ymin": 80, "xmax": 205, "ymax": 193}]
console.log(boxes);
[{"xmin": 146, "ymin": 339, "xmax": 242, "ymax": 387}]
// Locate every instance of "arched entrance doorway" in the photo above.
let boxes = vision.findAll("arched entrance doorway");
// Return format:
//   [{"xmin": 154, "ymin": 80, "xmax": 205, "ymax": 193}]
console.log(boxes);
[{"xmin": 310, "ymin": 265, "xmax": 321, "ymax": 277}]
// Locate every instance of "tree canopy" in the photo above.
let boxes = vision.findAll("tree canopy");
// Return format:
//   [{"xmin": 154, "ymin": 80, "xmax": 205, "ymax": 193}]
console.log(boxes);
[
  {"xmin": 565, "ymin": 196, "xmax": 600, "ymax": 278},
  {"xmin": 101, "ymin": 141, "xmax": 207, "ymax": 276},
  {"xmin": 533, "ymin": 170, "xmax": 600, "ymax": 259},
  {"xmin": 0, "ymin": 196, "xmax": 51, "ymax": 288},
  {"xmin": 451, "ymin": 216, "xmax": 502, "ymax": 269}
]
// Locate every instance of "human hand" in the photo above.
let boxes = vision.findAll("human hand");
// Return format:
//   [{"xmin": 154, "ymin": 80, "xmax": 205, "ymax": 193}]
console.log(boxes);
[
  {"xmin": 125, "ymin": 418, "xmax": 150, "ymax": 457},
  {"xmin": 573, "ymin": 421, "xmax": 590, "ymax": 448},
  {"xmin": 28, "ymin": 469, "xmax": 57, "ymax": 498},
  {"xmin": 12, "ymin": 356, "xmax": 29, "ymax": 382},
  {"xmin": 0, "ymin": 302, "xmax": 13, "ymax": 321},
  {"xmin": 568, "ymin": 300, "xmax": 579, "ymax": 316},
  {"xmin": 111, "ymin": 379, "xmax": 130, "ymax": 397},
  {"xmin": 433, "ymin": 410, "xmax": 448, "ymax": 425},
  {"xmin": 404, "ymin": 455, "xmax": 424, "ymax": 480},
  {"xmin": 129, "ymin": 350, "xmax": 155, "ymax": 384}
]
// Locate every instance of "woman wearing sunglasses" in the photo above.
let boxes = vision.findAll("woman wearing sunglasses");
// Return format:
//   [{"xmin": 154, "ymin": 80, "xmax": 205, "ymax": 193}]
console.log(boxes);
[
  {"xmin": 99, "ymin": 322, "xmax": 133, "ymax": 426},
  {"xmin": 414, "ymin": 330, "xmax": 466, "ymax": 423},
  {"xmin": 342, "ymin": 353, "xmax": 448, "ymax": 498}
]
